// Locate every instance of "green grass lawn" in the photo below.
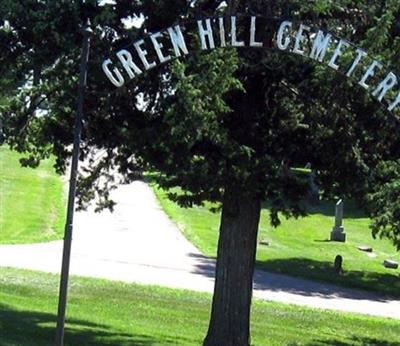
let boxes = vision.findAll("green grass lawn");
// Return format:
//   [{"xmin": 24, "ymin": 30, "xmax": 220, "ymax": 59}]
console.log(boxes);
[
  {"xmin": 0, "ymin": 147, "xmax": 65, "ymax": 244},
  {"xmin": 152, "ymin": 185, "xmax": 400, "ymax": 298},
  {"xmin": 0, "ymin": 267, "xmax": 399, "ymax": 346}
]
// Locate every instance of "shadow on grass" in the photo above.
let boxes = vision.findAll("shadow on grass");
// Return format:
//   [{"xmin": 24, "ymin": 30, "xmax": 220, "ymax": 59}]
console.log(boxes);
[
  {"xmin": 256, "ymin": 258, "xmax": 400, "ymax": 299},
  {"xmin": 188, "ymin": 254, "xmax": 399, "ymax": 300},
  {"xmin": 145, "ymin": 171, "xmax": 367, "ymax": 221},
  {"xmin": 261, "ymin": 199, "xmax": 367, "ymax": 219},
  {"xmin": 0, "ymin": 303, "xmax": 178, "ymax": 346},
  {"xmin": 188, "ymin": 253, "xmax": 394, "ymax": 301},
  {"xmin": 308, "ymin": 336, "xmax": 400, "ymax": 346}
]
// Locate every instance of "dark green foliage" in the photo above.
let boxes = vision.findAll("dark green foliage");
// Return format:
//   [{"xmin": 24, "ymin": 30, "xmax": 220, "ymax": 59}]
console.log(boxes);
[{"xmin": 367, "ymin": 161, "xmax": 400, "ymax": 251}]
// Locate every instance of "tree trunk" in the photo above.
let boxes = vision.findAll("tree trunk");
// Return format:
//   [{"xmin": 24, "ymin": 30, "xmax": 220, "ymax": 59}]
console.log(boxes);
[{"xmin": 203, "ymin": 184, "xmax": 261, "ymax": 346}]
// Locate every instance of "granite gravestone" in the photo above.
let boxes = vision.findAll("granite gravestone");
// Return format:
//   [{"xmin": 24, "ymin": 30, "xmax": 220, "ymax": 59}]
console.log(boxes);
[{"xmin": 330, "ymin": 199, "xmax": 346, "ymax": 242}]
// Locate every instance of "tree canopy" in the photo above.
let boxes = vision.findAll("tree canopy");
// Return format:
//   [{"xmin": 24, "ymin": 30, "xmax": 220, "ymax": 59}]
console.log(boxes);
[{"xmin": 1, "ymin": 0, "xmax": 399, "ymax": 245}]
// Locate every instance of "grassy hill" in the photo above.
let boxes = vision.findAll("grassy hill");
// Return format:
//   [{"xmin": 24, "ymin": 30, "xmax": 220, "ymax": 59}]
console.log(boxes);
[
  {"xmin": 152, "ymin": 184, "xmax": 400, "ymax": 297},
  {"xmin": 1, "ymin": 267, "xmax": 399, "ymax": 346},
  {"xmin": 0, "ymin": 147, "xmax": 65, "ymax": 244}
]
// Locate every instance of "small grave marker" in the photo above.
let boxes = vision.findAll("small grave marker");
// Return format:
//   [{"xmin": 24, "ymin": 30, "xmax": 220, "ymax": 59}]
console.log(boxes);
[
  {"xmin": 357, "ymin": 245, "xmax": 373, "ymax": 253},
  {"xmin": 383, "ymin": 259, "xmax": 399, "ymax": 269},
  {"xmin": 334, "ymin": 255, "xmax": 343, "ymax": 274}
]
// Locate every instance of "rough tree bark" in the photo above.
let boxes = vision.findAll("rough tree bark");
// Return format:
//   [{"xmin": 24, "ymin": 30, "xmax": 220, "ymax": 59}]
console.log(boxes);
[{"xmin": 203, "ymin": 184, "xmax": 261, "ymax": 346}]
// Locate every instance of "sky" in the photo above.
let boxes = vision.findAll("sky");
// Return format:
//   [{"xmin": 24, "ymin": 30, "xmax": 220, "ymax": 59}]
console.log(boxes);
[{"xmin": 98, "ymin": 0, "xmax": 144, "ymax": 29}]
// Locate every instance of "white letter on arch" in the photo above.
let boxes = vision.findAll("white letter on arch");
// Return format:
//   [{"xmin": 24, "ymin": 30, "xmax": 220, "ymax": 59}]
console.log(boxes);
[
  {"xmin": 277, "ymin": 21, "xmax": 292, "ymax": 51},
  {"xmin": 116, "ymin": 49, "xmax": 143, "ymax": 79},
  {"xmin": 167, "ymin": 25, "xmax": 189, "ymax": 57},
  {"xmin": 293, "ymin": 24, "xmax": 311, "ymax": 56},
  {"xmin": 150, "ymin": 32, "xmax": 172, "ymax": 64},
  {"xmin": 134, "ymin": 39, "xmax": 157, "ymax": 70},
  {"xmin": 197, "ymin": 19, "xmax": 215, "ymax": 50},
  {"xmin": 328, "ymin": 39, "xmax": 350, "ymax": 70},
  {"xmin": 250, "ymin": 16, "xmax": 263, "ymax": 47},
  {"xmin": 372, "ymin": 72, "xmax": 398, "ymax": 102},
  {"xmin": 359, "ymin": 60, "xmax": 383, "ymax": 90},
  {"xmin": 102, "ymin": 59, "xmax": 125, "ymax": 87},
  {"xmin": 310, "ymin": 30, "xmax": 332, "ymax": 62}
]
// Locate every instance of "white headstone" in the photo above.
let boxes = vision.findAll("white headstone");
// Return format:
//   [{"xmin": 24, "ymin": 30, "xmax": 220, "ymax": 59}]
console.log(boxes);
[{"xmin": 330, "ymin": 199, "xmax": 346, "ymax": 242}]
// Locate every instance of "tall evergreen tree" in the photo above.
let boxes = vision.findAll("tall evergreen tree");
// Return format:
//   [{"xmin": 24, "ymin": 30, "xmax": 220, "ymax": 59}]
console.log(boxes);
[{"xmin": 1, "ymin": 1, "xmax": 400, "ymax": 345}]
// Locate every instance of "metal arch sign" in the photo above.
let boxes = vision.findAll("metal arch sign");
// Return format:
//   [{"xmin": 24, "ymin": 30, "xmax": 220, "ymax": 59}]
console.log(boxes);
[{"xmin": 102, "ymin": 14, "xmax": 400, "ymax": 113}]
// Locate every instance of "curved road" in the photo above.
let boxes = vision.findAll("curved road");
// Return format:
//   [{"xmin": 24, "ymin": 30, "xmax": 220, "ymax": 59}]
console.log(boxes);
[{"xmin": 0, "ymin": 181, "xmax": 399, "ymax": 319}]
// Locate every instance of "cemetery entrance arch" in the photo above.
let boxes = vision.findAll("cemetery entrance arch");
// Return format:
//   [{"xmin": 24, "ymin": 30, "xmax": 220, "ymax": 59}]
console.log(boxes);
[{"xmin": 102, "ymin": 15, "xmax": 400, "ymax": 113}]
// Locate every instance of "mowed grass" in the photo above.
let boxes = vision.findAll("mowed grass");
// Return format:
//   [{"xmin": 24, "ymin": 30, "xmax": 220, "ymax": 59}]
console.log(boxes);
[
  {"xmin": 152, "ymin": 185, "xmax": 400, "ymax": 297},
  {"xmin": 0, "ymin": 146, "xmax": 65, "ymax": 244},
  {"xmin": 0, "ymin": 267, "xmax": 399, "ymax": 346}
]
